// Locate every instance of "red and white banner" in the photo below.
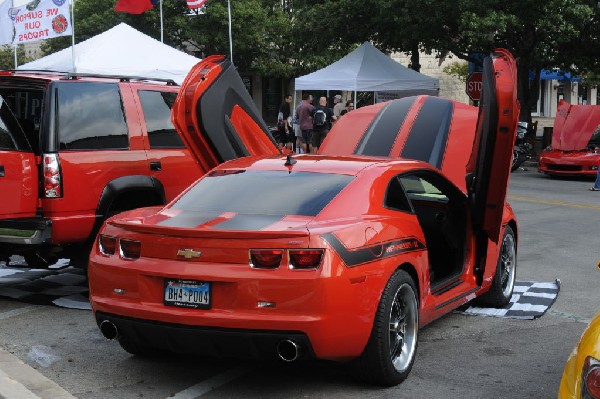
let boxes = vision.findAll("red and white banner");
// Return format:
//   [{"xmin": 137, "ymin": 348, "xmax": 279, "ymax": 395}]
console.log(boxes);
[
  {"xmin": 11, "ymin": 0, "xmax": 72, "ymax": 44},
  {"xmin": 186, "ymin": 0, "xmax": 207, "ymax": 9}
]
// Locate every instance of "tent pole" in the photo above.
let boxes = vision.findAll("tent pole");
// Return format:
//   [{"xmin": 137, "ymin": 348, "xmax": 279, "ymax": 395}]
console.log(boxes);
[
  {"xmin": 227, "ymin": 0, "xmax": 233, "ymax": 63},
  {"xmin": 354, "ymin": 91, "xmax": 357, "ymax": 108},
  {"xmin": 159, "ymin": 0, "xmax": 164, "ymax": 43},
  {"xmin": 71, "ymin": 0, "xmax": 75, "ymax": 72},
  {"xmin": 13, "ymin": 45, "xmax": 17, "ymax": 69}
]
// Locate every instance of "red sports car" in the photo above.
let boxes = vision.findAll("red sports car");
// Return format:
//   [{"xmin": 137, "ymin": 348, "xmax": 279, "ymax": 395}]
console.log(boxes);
[
  {"xmin": 538, "ymin": 100, "xmax": 600, "ymax": 176},
  {"xmin": 88, "ymin": 50, "xmax": 519, "ymax": 386}
]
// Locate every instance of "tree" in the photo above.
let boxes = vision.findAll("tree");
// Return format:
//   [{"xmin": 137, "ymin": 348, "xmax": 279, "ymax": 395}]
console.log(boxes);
[
  {"xmin": 416, "ymin": 0, "xmax": 599, "ymax": 122},
  {"xmin": 322, "ymin": 0, "xmax": 600, "ymax": 122},
  {"xmin": 42, "ymin": 0, "xmax": 190, "ymax": 55},
  {"xmin": 0, "ymin": 45, "xmax": 30, "ymax": 70},
  {"xmin": 38, "ymin": 0, "xmax": 353, "ymax": 88}
]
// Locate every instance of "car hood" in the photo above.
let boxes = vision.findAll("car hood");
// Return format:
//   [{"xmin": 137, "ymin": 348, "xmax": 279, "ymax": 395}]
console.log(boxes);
[{"xmin": 552, "ymin": 100, "xmax": 600, "ymax": 150}]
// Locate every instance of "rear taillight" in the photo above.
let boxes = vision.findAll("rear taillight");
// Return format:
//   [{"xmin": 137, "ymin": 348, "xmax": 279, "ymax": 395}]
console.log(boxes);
[
  {"xmin": 289, "ymin": 249, "xmax": 324, "ymax": 270},
  {"xmin": 98, "ymin": 235, "xmax": 117, "ymax": 256},
  {"xmin": 119, "ymin": 239, "xmax": 141, "ymax": 260},
  {"xmin": 42, "ymin": 153, "xmax": 62, "ymax": 198},
  {"xmin": 583, "ymin": 356, "xmax": 600, "ymax": 399},
  {"xmin": 249, "ymin": 249, "xmax": 283, "ymax": 269}
]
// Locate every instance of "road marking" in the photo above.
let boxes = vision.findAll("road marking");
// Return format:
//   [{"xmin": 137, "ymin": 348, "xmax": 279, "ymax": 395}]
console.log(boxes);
[
  {"xmin": 548, "ymin": 310, "xmax": 592, "ymax": 324},
  {"xmin": 170, "ymin": 366, "xmax": 251, "ymax": 398},
  {"xmin": 0, "ymin": 306, "xmax": 38, "ymax": 320},
  {"xmin": 508, "ymin": 195, "xmax": 600, "ymax": 211}
]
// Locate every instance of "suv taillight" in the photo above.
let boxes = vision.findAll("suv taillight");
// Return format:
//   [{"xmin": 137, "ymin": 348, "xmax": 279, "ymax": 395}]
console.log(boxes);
[{"xmin": 43, "ymin": 153, "xmax": 62, "ymax": 198}]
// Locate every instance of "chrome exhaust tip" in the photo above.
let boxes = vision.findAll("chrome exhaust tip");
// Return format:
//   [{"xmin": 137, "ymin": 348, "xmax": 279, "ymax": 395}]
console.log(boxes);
[
  {"xmin": 99, "ymin": 320, "xmax": 119, "ymax": 340},
  {"xmin": 277, "ymin": 339, "xmax": 301, "ymax": 362}
]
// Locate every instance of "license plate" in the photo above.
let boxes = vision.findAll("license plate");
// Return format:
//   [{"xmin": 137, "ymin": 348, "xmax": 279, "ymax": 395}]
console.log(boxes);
[{"xmin": 164, "ymin": 279, "xmax": 211, "ymax": 309}]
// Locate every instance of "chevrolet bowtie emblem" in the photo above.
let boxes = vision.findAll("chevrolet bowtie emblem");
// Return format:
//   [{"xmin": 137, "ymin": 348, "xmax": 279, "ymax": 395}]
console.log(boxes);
[{"xmin": 177, "ymin": 249, "xmax": 202, "ymax": 259}]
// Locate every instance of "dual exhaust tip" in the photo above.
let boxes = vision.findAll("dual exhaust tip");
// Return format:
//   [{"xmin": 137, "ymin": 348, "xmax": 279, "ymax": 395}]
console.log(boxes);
[
  {"xmin": 100, "ymin": 320, "xmax": 302, "ymax": 362},
  {"xmin": 99, "ymin": 320, "xmax": 118, "ymax": 340},
  {"xmin": 277, "ymin": 339, "xmax": 302, "ymax": 362}
]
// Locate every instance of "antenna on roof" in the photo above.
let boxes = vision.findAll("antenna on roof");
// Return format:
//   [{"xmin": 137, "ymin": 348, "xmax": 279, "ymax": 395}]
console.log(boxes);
[{"xmin": 284, "ymin": 154, "xmax": 297, "ymax": 166}]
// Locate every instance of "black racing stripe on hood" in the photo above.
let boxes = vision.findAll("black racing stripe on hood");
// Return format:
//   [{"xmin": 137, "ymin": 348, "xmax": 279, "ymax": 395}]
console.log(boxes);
[
  {"xmin": 157, "ymin": 212, "xmax": 221, "ymax": 228},
  {"xmin": 355, "ymin": 97, "xmax": 417, "ymax": 157},
  {"xmin": 400, "ymin": 97, "xmax": 453, "ymax": 168},
  {"xmin": 212, "ymin": 214, "xmax": 284, "ymax": 231},
  {"xmin": 322, "ymin": 233, "xmax": 425, "ymax": 267}
]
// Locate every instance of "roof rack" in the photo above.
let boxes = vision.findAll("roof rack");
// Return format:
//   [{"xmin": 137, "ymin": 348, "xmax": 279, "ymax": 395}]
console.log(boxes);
[
  {"xmin": 64, "ymin": 72, "xmax": 178, "ymax": 86},
  {"xmin": 1, "ymin": 69, "xmax": 178, "ymax": 85}
]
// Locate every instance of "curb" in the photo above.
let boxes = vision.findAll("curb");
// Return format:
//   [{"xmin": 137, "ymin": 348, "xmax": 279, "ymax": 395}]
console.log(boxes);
[{"xmin": 0, "ymin": 348, "xmax": 75, "ymax": 399}]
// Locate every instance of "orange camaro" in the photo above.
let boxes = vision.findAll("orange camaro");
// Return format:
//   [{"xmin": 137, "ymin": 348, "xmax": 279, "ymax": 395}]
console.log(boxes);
[{"xmin": 88, "ymin": 49, "xmax": 519, "ymax": 386}]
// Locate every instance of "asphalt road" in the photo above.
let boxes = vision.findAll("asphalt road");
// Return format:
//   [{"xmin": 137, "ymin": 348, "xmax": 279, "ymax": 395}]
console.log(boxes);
[{"xmin": 0, "ymin": 166, "xmax": 598, "ymax": 399}]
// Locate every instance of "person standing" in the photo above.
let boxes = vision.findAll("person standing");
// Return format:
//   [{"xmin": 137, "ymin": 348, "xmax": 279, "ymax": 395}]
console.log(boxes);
[
  {"xmin": 310, "ymin": 96, "xmax": 336, "ymax": 153},
  {"xmin": 333, "ymin": 94, "xmax": 345, "ymax": 119},
  {"xmin": 340, "ymin": 101, "xmax": 354, "ymax": 117},
  {"xmin": 296, "ymin": 93, "xmax": 314, "ymax": 154},
  {"xmin": 590, "ymin": 165, "xmax": 600, "ymax": 191},
  {"xmin": 277, "ymin": 94, "xmax": 293, "ymax": 150}
]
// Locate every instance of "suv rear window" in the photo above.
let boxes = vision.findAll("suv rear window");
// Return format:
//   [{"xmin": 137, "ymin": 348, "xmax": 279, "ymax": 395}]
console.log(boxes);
[
  {"xmin": 138, "ymin": 90, "xmax": 184, "ymax": 148},
  {"xmin": 0, "ymin": 89, "xmax": 43, "ymax": 153},
  {"xmin": 57, "ymin": 82, "xmax": 128, "ymax": 150},
  {"xmin": 172, "ymin": 170, "xmax": 353, "ymax": 217},
  {"xmin": 0, "ymin": 97, "xmax": 30, "ymax": 151}
]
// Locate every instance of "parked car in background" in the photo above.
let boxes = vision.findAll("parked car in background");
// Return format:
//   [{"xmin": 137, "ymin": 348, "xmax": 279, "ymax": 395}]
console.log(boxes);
[
  {"xmin": 559, "ymin": 308, "xmax": 600, "ymax": 398},
  {"xmin": 538, "ymin": 101, "xmax": 600, "ymax": 177},
  {"xmin": 89, "ymin": 50, "xmax": 519, "ymax": 386},
  {"xmin": 0, "ymin": 71, "xmax": 207, "ymax": 267}
]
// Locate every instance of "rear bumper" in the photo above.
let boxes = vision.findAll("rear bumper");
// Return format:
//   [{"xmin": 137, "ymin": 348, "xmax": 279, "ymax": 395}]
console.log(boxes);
[
  {"xmin": 96, "ymin": 312, "xmax": 316, "ymax": 361},
  {"xmin": 0, "ymin": 217, "xmax": 52, "ymax": 245},
  {"xmin": 88, "ymin": 252, "xmax": 381, "ymax": 361}
]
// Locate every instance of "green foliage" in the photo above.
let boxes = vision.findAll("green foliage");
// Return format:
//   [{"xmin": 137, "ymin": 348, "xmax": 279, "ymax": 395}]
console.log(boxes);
[
  {"xmin": 0, "ymin": 45, "xmax": 31, "ymax": 70},
  {"xmin": 443, "ymin": 62, "xmax": 469, "ymax": 83},
  {"xmin": 29, "ymin": 0, "xmax": 600, "ymax": 122}
]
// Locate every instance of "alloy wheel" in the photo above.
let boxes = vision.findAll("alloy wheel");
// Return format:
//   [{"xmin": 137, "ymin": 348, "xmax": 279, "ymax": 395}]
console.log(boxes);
[{"xmin": 389, "ymin": 283, "xmax": 418, "ymax": 373}]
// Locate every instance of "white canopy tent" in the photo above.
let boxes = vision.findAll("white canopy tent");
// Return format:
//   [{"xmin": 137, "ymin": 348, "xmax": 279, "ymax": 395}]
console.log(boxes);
[
  {"xmin": 294, "ymin": 42, "xmax": 439, "ymax": 107},
  {"xmin": 17, "ymin": 23, "xmax": 200, "ymax": 84}
]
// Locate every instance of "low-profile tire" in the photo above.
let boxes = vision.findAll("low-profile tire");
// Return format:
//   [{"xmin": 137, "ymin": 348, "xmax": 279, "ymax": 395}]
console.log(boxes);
[
  {"xmin": 117, "ymin": 334, "xmax": 160, "ymax": 357},
  {"xmin": 476, "ymin": 225, "xmax": 517, "ymax": 307},
  {"xmin": 351, "ymin": 269, "xmax": 419, "ymax": 386}
]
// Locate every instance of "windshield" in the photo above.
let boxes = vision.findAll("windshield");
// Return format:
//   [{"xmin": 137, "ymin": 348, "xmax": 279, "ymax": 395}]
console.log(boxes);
[{"xmin": 171, "ymin": 170, "xmax": 353, "ymax": 217}]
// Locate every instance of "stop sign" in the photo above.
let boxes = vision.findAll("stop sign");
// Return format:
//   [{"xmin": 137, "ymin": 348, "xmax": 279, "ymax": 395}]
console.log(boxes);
[{"xmin": 466, "ymin": 72, "xmax": 483, "ymax": 101}]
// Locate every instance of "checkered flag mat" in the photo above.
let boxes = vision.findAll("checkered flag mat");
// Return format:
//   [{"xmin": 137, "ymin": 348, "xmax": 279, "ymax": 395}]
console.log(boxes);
[
  {"xmin": 0, "ymin": 264, "xmax": 90, "ymax": 310},
  {"xmin": 456, "ymin": 280, "xmax": 560, "ymax": 319}
]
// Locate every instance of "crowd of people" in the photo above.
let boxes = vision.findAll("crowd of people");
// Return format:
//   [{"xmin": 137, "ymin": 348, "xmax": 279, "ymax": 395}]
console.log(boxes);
[{"xmin": 277, "ymin": 93, "xmax": 354, "ymax": 153}]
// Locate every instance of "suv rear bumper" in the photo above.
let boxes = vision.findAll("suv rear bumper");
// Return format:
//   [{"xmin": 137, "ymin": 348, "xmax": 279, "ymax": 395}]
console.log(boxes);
[{"xmin": 0, "ymin": 218, "xmax": 52, "ymax": 245}]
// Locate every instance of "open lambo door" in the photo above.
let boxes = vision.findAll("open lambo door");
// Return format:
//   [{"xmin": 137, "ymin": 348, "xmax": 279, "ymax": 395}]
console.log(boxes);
[
  {"xmin": 172, "ymin": 55, "xmax": 281, "ymax": 173},
  {"xmin": 466, "ymin": 49, "xmax": 519, "ymax": 244}
]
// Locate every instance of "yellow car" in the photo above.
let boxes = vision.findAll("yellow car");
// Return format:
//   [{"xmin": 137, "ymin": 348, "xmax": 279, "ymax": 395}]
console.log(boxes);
[{"xmin": 558, "ymin": 310, "xmax": 600, "ymax": 398}]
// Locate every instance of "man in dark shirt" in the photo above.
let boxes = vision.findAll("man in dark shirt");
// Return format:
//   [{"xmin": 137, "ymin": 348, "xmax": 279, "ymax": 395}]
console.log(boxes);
[
  {"xmin": 296, "ymin": 93, "xmax": 314, "ymax": 154},
  {"xmin": 277, "ymin": 94, "xmax": 293, "ymax": 150},
  {"xmin": 310, "ymin": 96, "xmax": 336, "ymax": 153}
]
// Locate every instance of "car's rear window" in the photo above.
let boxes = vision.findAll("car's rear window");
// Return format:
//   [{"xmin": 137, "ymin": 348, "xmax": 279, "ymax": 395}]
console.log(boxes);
[{"xmin": 171, "ymin": 170, "xmax": 353, "ymax": 217}]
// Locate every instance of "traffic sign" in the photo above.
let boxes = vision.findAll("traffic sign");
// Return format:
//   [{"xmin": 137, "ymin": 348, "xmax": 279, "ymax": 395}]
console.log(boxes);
[{"xmin": 466, "ymin": 72, "xmax": 483, "ymax": 102}]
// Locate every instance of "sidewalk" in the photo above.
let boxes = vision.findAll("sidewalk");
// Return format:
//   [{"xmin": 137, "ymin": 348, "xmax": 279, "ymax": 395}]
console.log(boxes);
[{"xmin": 0, "ymin": 348, "xmax": 75, "ymax": 399}]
